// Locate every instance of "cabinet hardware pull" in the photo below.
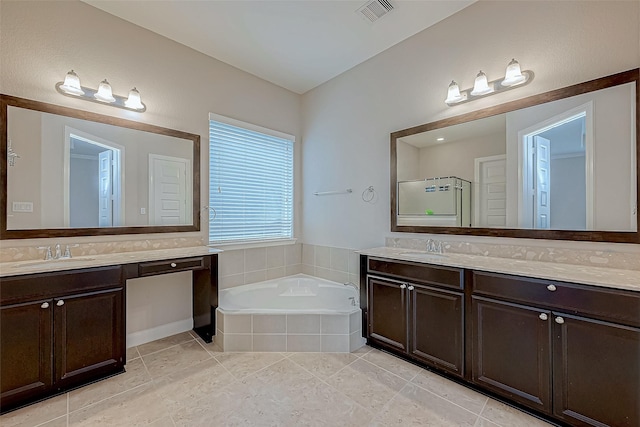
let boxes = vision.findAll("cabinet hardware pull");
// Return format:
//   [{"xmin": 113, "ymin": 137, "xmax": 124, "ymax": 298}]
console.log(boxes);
[
  {"xmin": 170, "ymin": 262, "xmax": 177, "ymax": 268},
  {"xmin": 407, "ymin": 285, "xmax": 415, "ymax": 291},
  {"xmin": 546, "ymin": 284, "xmax": 557, "ymax": 292},
  {"xmin": 539, "ymin": 313, "xmax": 548, "ymax": 320},
  {"xmin": 41, "ymin": 302, "xmax": 49, "ymax": 309},
  {"xmin": 555, "ymin": 316, "xmax": 565, "ymax": 324},
  {"xmin": 57, "ymin": 300, "xmax": 65, "ymax": 307},
  {"xmin": 400, "ymin": 284, "xmax": 407, "ymax": 289}
]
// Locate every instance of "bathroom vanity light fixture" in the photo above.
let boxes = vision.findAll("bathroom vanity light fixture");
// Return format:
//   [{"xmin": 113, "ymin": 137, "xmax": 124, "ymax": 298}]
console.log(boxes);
[
  {"xmin": 55, "ymin": 70, "xmax": 146, "ymax": 112},
  {"xmin": 445, "ymin": 59, "xmax": 534, "ymax": 106}
]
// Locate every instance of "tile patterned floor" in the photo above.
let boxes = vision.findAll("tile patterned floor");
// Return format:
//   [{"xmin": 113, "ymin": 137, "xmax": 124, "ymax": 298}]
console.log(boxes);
[{"xmin": 1, "ymin": 332, "xmax": 554, "ymax": 427}]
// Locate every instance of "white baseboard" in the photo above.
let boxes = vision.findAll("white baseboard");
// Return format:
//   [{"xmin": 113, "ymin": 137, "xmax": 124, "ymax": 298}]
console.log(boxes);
[{"xmin": 126, "ymin": 318, "xmax": 193, "ymax": 348}]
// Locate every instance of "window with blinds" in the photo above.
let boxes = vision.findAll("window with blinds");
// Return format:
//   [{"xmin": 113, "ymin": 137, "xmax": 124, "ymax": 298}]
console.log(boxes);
[{"xmin": 208, "ymin": 113, "xmax": 294, "ymax": 244}]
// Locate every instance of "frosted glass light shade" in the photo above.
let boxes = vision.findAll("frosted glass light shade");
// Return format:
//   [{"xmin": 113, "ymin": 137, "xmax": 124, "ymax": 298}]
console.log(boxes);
[
  {"xmin": 59, "ymin": 70, "xmax": 84, "ymax": 96},
  {"xmin": 124, "ymin": 87, "xmax": 144, "ymax": 110},
  {"xmin": 502, "ymin": 58, "xmax": 526, "ymax": 86},
  {"xmin": 444, "ymin": 80, "xmax": 464, "ymax": 104},
  {"xmin": 470, "ymin": 71, "xmax": 493, "ymax": 96},
  {"xmin": 94, "ymin": 79, "xmax": 116, "ymax": 103}
]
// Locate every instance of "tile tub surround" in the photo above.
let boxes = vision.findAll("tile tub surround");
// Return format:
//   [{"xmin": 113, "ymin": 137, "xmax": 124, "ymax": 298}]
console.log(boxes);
[
  {"xmin": 0, "ymin": 332, "xmax": 553, "ymax": 426},
  {"xmin": 302, "ymin": 244, "xmax": 360, "ymax": 287},
  {"xmin": 386, "ymin": 236, "xmax": 640, "ymax": 271},
  {"xmin": 215, "ymin": 309, "xmax": 366, "ymax": 352},
  {"xmin": 218, "ymin": 243, "xmax": 303, "ymax": 290}
]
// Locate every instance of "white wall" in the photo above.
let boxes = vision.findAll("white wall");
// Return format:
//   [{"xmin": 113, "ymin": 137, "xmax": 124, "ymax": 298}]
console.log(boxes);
[
  {"xmin": 302, "ymin": 0, "xmax": 639, "ymax": 250},
  {"xmin": 0, "ymin": 0, "xmax": 301, "ymax": 344}
]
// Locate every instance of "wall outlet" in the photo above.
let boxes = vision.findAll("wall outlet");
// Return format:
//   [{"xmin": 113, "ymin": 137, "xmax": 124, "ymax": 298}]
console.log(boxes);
[
  {"xmin": 12, "ymin": 202, "xmax": 33, "ymax": 212},
  {"xmin": 140, "ymin": 208, "xmax": 146, "ymax": 215}
]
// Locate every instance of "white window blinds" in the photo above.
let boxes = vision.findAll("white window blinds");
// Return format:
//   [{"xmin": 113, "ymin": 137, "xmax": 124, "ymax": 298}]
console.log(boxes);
[{"xmin": 209, "ymin": 113, "xmax": 294, "ymax": 244}]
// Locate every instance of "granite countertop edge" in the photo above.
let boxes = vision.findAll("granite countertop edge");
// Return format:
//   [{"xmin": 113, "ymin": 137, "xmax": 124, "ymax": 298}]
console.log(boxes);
[
  {"xmin": 357, "ymin": 247, "xmax": 640, "ymax": 293},
  {"xmin": 0, "ymin": 246, "xmax": 223, "ymax": 278}
]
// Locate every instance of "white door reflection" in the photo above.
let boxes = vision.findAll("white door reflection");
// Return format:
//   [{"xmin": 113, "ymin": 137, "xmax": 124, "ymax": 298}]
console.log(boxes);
[{"xmin": 64, "ymin": 128, "xmax": 123, "ymax": 228}]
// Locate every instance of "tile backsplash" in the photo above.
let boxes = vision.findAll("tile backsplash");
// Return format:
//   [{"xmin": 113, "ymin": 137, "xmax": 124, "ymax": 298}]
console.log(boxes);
[
  {"xmin": 0, "ymin": 237, "xmax": 204, "ymax": 263},
  {"xmin": 301, "ymin": 244, "xmax": 359, "ymax": 287},
  {"xmin": 386, "ymin": 237, "xmax": 640, "ymax": 271}
]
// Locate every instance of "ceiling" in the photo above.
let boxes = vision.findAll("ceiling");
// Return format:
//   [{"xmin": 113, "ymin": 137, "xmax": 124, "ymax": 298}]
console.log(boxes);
[{"xmin": 83, "ymin": 0, "xmax": 474, "ymax": 94}]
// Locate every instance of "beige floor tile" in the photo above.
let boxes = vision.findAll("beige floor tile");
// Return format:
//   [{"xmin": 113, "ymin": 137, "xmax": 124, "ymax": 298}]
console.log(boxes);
[
  {"xmin": 480, "ymin": 399, "xmax": 554, "ymax": 427},
  {"xmin": 361, "ymin": 348, "xmax": 421, "ymax": 381},
  {"xmin": 68, "ymin": 358, "xmax": 151, "ymax": 412},
  {"xmin": 126, "ymin": 346, "xmax": 140, "ymax": 361},
  {"xmin": 293, "ymin": 380, "xmax": 374, "ymax": 426},
  {"xmin": 352, "ymin": 344, "xmax": 373, "ymax": 355},
  {"xmin": 196, "ymin": 337, "xmax": 223, "ymax": 354},
  {"xmin": 289, "ymin": 352, "xmax": 358, "ymax": 379},
  {"xmin": 214, "ymin": 352, "xmax": 285, "ymax": 380},
  {"xmin": 474, "ymin": 417, "xmax": 502, "ymax": 427},
  {"xmin": 69, "ymin": 383, "xmax": 169, "ymax": 426},
  {"xmin": 411, "ymin": 369, "xmax": 488, "ymax": 415},
  {"xmin": 137, "ymin": 332, "xmax": 195, "ymax": 356},
  {"xmin": 372, "ymin": 383, "xmax": 479, "ymax": 426},
  {"xmin": 148, "ymin": 416, "xmax": 175, "ymax": 427},
  {"xmin": 153, "ymin": 358, "xmax": 235, "ymax": 413},
  {"xmin": 36, "ymin": 415, "xmax": 68, "ymax": 426},
  {"xmin": 0, "ymin": 393, "xmax": 67, "ymax": 427},
  {"xmin": 326, "ymin": 358, "xmax": 408, "ymax": 412},
  {"xmin": 142, "ymin": 340, "xmax": 212, "ymax": 378}
]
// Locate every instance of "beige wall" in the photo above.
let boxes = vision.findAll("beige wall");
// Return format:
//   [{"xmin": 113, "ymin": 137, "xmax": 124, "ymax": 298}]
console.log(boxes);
[
  {"xmin": 302, "ymin": 0, "xmax": 640, "ymax": 250},
  {"xmin": 0, "ymin": 0, "xmax": 302, "ymax": 345}
]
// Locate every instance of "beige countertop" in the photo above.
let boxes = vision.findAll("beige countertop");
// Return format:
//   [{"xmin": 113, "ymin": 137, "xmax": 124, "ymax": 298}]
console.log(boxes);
[
  {"xmin": 358, "ymin": 247, "xmax": 640, "ymax": 293},
  {"xmin": 0, "ymin": 246, "xmax": 223, "ymax": 278}
]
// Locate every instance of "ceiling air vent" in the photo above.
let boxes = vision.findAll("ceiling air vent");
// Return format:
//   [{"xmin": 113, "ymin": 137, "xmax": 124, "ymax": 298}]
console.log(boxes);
[{"xmin": 357, "ymin": 0, "xmax": 394, "ymax": 23}]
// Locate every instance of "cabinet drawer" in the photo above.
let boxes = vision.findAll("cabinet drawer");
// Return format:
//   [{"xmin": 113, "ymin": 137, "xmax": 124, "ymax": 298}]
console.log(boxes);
[
  {"xmin": 138, "ymin": 257, "xmax": 205, "ymax": 276},
  {"xmin": 0, "ymin": 266, "xmax": 122, "ymax": 305},
  {"xmin": 473, "ymin": 271, "xmax": 640, "ymax": 328},
  {"xmin": 368, "ymin": 258, "xmax": 463, "ymax": 290}
]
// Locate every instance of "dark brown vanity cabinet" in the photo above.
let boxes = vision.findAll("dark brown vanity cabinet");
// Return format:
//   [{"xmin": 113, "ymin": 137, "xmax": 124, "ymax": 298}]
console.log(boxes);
[
  {"xmin": 365, "ymin": 257, "xmax": 465, "ymax": 377},
  {"xmin": 472, "ymin": 271, "xmax": 640, "ymax": 427},
  {"xmin": 0, "ymin": 267, "xmax": 125, "ymax": 412}
]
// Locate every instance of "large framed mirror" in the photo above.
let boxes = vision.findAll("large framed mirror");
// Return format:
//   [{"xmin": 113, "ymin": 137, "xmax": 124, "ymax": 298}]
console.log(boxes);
[
  {"xmin": 391, "ymin": 68, "xmax": 639, "ymax": 243},
  {"xmin": 1, "ymin": 95, "xmax": 201, "ymax": 239}
]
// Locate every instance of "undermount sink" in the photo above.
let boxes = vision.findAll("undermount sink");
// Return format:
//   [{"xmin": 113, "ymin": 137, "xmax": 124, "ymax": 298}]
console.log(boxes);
[
  {"xmin": 399, "ymin": 252, "xmax": 447, "ymax": 259},
  {"xmin": 13, "ymin": 257, "xmax": 96, "ymax": 269}
]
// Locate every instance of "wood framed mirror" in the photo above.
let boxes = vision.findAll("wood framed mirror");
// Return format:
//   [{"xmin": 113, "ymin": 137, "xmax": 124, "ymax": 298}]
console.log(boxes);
[
  {"xmin": 391, "ymin": 68, "xmax": 639, "ymax": 243},
  {"xmin": 1, "ymin": 95, "xmax": 201, "ymax": 239}
]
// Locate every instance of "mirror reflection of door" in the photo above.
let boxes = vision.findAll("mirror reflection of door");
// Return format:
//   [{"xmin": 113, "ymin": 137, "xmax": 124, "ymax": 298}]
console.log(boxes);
[
  {"xmin": 65, "ymin": 130, "xmax": 123, "ymax": 228},
  {"xmin": 148, "ymin": 154, "xmax": 191, "ymax": 225},
  {"xmin": 521, "ymin": 108, "xmax": 590, "ymax": 230},
  {"xmin": 474, "ymin": 154, "xmax": 507, "ymax": 227}
]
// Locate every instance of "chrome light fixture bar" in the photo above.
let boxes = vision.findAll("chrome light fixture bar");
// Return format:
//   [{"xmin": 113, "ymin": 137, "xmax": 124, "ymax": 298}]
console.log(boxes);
[
  {"xmin": 445, "ymin": 59, "xmax": 534, "ymax": 106},
  {"xmin": 55, "ymin": 70, "xmax": 146, "ymax": 112}
]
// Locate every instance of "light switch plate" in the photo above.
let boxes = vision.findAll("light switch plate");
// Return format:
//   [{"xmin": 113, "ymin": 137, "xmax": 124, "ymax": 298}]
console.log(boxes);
[{"xmin": 12, "ymin": 201, "xmax": 33, "ymax": 212}]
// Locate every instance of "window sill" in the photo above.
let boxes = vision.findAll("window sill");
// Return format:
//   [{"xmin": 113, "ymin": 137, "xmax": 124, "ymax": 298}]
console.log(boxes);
[{"xmin": 208, "ymin": 238, "xmax": 298, "ymax": 251}]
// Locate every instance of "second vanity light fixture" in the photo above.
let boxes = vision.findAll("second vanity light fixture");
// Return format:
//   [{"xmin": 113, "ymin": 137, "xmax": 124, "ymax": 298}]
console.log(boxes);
[
  {"xmin": 445, "ymin": 59, "xmax": 534, "ymax": 106},
  {"xmin": 56, "ymin": 70, "xmax": 146, "ymax": 112}
]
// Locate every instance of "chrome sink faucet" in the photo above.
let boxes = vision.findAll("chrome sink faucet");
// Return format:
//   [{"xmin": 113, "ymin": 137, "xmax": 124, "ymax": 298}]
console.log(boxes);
[
  {"xmin": 37, "ymin": 243, "xmax": 77, "ymax": 260},
  {"xmin": 426, "ymin": 239, "xmax": 443, "ymax": 254}
]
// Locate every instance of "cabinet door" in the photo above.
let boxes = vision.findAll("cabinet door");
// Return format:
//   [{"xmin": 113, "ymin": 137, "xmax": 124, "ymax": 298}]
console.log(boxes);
[
  {"xmin": 552, "ymin": 313, "xmax": 640, "ymax": 427},
  {"xmin": 54, "ymin": 288, "xmax": 124, "ymax": 389},
  {"xmin": 367, "ymin": 276, "xmax": 407, "ymax": 352},
  {"xmin": 472, "ymin": 296, "xmax": 552, "ymax": 414},
  {"xmin": 0, "ymin": 299, "xmax": 53, "ymax": 409},
  {"xmin": 409, "ymin": 285, "xmax": 464, "ymax": 377}
]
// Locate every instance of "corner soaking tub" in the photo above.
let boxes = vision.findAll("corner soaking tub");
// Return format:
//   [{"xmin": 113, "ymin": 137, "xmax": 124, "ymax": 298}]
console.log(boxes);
[{"xmin": 216, "ymin": 274, "xmax": 365, "ymax": 352}]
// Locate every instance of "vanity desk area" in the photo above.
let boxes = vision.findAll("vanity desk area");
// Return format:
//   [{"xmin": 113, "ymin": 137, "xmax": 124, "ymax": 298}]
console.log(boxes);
[
  {"xmin": 0, "ymin": 247, "xmax": 221, "ymax": 413},
  {"xmin": 358, "ymin": 248, "xmax": 640, "ymax": 427}
]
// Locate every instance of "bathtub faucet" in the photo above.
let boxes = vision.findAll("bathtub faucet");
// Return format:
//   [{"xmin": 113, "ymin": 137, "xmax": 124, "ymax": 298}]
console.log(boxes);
[{"xmin": 344, "ymin": 282, "xmax": 358, "ymax": 291}]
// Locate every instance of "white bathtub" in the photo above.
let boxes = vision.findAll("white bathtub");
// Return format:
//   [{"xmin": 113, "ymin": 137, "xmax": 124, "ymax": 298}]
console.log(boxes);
[{"xmin": 216, "ymin": 274, "xmax": 365, "ymax": 352}]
